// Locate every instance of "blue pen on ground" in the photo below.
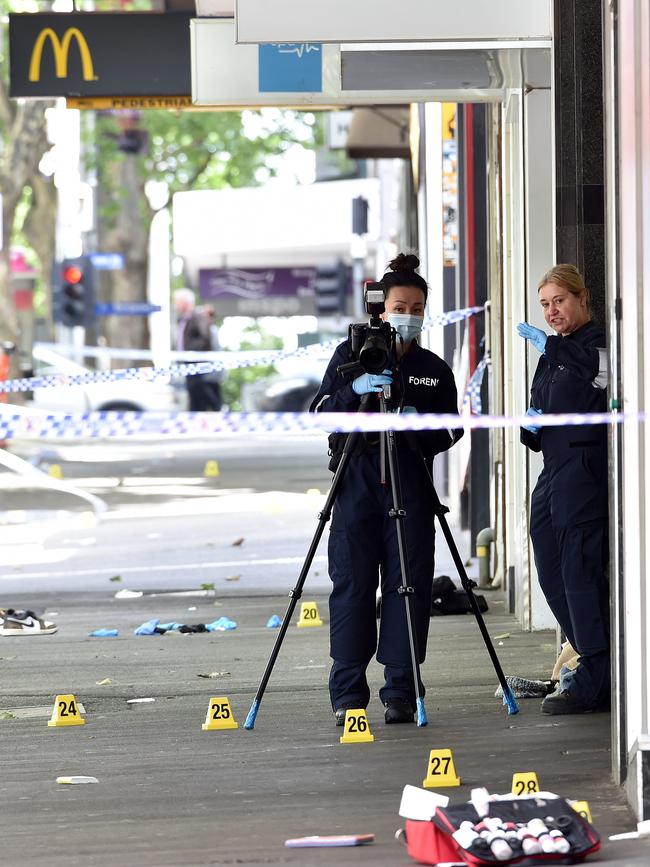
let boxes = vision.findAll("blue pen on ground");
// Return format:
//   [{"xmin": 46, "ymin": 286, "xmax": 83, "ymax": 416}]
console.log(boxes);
[{"xmin": 284, "ymin": 835, "xmax": 374, "ymax": 848}]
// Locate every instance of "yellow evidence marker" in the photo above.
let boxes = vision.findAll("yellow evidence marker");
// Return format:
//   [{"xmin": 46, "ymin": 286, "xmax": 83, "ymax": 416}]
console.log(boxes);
[
  {"xmin": 296, "ymin": 601, "xmax": 323, "ymax": 627},
  {"xmin": 48, "ymin": 694, "xmax": 85, "ymax": 727},
  {"xmin": 511, "ymin": 771, "xmax": 540, "ymax": 795},
  {"xmin": 203, "ymin": 460, "xmax": 220, "ymax": 478},
  {"xmin": 339, "ymin": 709, "xmax": 374, "ymax": 744},
  {"xmin": 202, "ymin": 696, "xmax": 239, "ymax": 730},
  {"xmin": 570, "ymin": 800, "xmax": 593, "ymax": 824},
  {"xmin": 422, "ymin": 749, "xmax": 461, "ymax": 788},
  {"xmin": 48, "ymin": 464, "xmax": 63, "ymax": 479}
]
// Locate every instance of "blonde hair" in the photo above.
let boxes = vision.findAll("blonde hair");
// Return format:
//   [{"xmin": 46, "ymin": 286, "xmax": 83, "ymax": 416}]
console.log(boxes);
[{"xmin": 538, "ymin": 264, "xmax": 591, "ymax": 311}]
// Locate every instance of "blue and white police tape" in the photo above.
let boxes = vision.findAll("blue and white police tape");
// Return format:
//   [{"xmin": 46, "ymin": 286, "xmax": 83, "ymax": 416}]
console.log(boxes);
[
  {"xmin": 425, "ymin": 305, "xmax": 485, "ymax": 328},
  {"xmin": 463, "ymin": 356, "xmax": 489, "ymax": 415},
  {"xmin": 0, "ymin": 354, "xmax": 328, "ymax": 396},
  {"xmin": 0, "ymin": 406, "xmax": 631, "ymax": 441},
  {"xmin": 2, "ymin": 305, "xmax": 485, "ymax": 397}
]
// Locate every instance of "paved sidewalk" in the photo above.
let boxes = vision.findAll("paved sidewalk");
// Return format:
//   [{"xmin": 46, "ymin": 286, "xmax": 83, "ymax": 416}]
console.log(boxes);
[{"xmin": 0, "ymin": 590, "xmax": 646, "ymax": 866}]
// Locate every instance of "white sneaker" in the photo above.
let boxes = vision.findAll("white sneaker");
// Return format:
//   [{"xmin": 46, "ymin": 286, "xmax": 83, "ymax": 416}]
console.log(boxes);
[{"xmin": 0, "ymin": 609, "xmax": 57, "ymax": 636}]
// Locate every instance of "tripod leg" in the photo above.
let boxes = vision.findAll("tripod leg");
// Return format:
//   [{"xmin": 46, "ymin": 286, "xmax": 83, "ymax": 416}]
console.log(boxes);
[
  {"xmin": 244, "ymin": 432, "xmax": 358, "ymax": 730},
  {"xmin": 419, "ymin": 456, "xmax": 519, "ymax": 715},
  {"xmin": 381, "ymin": 419, "xmax": 428, "ymax": 727}
]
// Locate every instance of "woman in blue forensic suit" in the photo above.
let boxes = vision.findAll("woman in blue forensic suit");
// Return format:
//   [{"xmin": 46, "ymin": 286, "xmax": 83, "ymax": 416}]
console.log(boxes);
[
  {"xmin": 518, "ymin": 264, "xmax": 609, "ymax": 714},
  {"xmin": 310, "ymin": 254, "xmax": 463, "ymax": 726}
]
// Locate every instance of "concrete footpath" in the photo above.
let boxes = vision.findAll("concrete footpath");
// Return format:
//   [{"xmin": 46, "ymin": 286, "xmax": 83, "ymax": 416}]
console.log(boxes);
[{"xmin": 0, "ymin": 590, "xmax": 647, "ymax": 866}]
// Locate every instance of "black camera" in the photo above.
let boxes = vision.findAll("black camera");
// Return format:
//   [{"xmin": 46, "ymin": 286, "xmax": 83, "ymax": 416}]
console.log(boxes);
[{"xmin": 338, "ymin": 282, "xmax": 395, "ymax": 377}]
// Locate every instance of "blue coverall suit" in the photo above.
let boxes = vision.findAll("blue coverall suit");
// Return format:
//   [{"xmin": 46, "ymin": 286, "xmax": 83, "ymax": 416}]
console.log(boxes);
[
  {"xmin": 311, "ymin": 339, "xmax": 462, "ymax": 711},
  {"xmin": 520, "ymin": 321, "xmax": 609, "ymax": 707}
]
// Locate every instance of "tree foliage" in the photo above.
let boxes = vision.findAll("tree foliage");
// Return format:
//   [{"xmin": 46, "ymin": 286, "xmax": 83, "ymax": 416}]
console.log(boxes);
[
  {"xmin": 0, "ymin": 1, "xmax": 53, "ymax": 345},
  {"xmin": 91, "ymin": 107, "xmax": 320, "ymax": 348},
  {"xmin": 91, "ymin": 108, "xmax": 320, "ymax": 221},
  {"xmin": 0, "ymin": 0, "xmax": 322, "ymax": 355},
  {"xmin": 221, "ymin": 322, "xmax": 283, "ymax": 411}
]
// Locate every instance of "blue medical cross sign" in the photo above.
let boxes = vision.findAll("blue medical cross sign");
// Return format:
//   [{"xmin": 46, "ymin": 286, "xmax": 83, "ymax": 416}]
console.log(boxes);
[{"xmin": 258, "ymin": 43, "xmax": 323, "ymax": 93}]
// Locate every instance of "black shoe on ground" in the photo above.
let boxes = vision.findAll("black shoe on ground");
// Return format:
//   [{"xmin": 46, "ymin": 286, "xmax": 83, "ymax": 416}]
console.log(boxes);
[
  {"xmin": 384, "ymin": 698, "xmax": 415, "ymax": 724},
  {"xmin": 541, "ymin": 690, "xmax": 604, "ymax": 715},
  {"xmin": 334, "ymin": 707, "xmax": 362, "ymax": 727}
]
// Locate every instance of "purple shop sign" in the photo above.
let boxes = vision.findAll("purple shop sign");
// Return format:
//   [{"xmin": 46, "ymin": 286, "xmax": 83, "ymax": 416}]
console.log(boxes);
[
  {"xmin": 199, "ymin": 266, "xmax": 318, "ymax": 316},
  {"xmin": 199, "ymin": 266, "xmax": 353, "ymax": 316},
  {"xmin": 199, "ymin": 267, "xmax": 316, "ymax": 301}
]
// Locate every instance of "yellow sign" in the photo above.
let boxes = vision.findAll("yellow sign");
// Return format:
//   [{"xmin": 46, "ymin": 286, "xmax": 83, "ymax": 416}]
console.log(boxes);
[
  {"xmin": 202, "ymin": 696, "xmax": 239, "ymax": 730},
  {"xmin": 339, "ymin": 709, "xmax": 374, "ymax": 744},
  {"xmin": 67, "ymin": 96, "xmax": 195, "ymax": 111},
  {"xmin": 570, "ymin": 800, "xmax": 593, "ymax": 824},
  {"xmin": 29, "ymin": 28, "xmax": 95, "ymax": 83},
  {"xmin": 296, "ymin": 601, "xmax": 323, "ymax": 627},
  {"xmin": 442, "ymin": 102, "xmax": 456, "ymax": 140},
  {"xmin": 48, "ymin": 693, "xmax": 85, "ymax": 727},
  {"xmin": 204, "ymin": 459, "xmax": 220, "ymax": 478},
  {"xmin": 511, "ymin": 771, "xmax": 540, "ymax": 796},
  {"xmin": 422, "ymin": 748, "xmax": 461, "ymax": 788}
]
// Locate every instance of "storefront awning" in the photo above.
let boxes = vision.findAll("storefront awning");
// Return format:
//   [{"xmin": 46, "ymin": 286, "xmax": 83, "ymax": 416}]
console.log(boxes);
[{"xmin": 345, "ymin": 107, "xmax": 410, "ymax": 159}]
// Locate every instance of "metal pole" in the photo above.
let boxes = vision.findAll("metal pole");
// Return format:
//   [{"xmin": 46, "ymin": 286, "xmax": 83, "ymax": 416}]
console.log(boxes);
[
  {"xmin": 420, "ymin": 454, "xmax": 519, "ymax": 714},
  {"xmin": 244, "ymin": 432, "xmax": 359, "ymax": 729},
  {"xmin": 380, "ymin": 394, "xmax": 427, "ymax": 726}
]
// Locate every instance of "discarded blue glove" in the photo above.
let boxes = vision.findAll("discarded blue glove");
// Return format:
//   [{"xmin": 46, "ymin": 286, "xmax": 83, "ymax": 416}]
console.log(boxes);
[
  {"xmin": 352, "ymin": 369, "xmax": 393, "ymax": 395},
  {"xmin": 205, "ymin": 616, "xmax": 237, "ymax": 632},
  {"xmin": 134, "ymin": 618, "xmax": 160, "ymax": 636},
  {"xmin": 517, "ymin": 322, "xmax": 548, "ymax": 353},
  {"xmin": 266, "ymin": 614, "xmax": 282, "ymax": 628},
  {"xmin": 158, "ymin": 622, "xmax": 183, "ymax": 632},
  {"xmin": 522, "ymin": 407, "xmax": 543, "ymax": 434},
  {"xmin": 89, "ymin": 628, "xmax": 119, "ymax": 638}
]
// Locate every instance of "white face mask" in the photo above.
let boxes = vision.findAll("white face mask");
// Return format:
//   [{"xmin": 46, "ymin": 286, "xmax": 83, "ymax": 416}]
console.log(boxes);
[{"xmin": 387, "ymin": 313, "xmax": 424, "ymax": 343}]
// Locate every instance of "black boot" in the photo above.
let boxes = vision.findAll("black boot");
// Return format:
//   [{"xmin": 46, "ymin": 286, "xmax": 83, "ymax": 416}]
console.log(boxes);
[
  {"xmin": 384, "ymin": 698, "xmax": 414, "ymax": 724},
  {"xmin": 541, "ymin": 690, "xmax": 606, "ymax": 715}
]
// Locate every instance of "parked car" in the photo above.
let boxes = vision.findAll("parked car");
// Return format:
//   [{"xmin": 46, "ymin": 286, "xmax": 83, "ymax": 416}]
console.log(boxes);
[
  {"xmin": 256, "ymin": 374, "xmax": 322, "ymax": 412},
  {"xmin": 253, "ymin": 350, "xmax": 331, "ymax": 412},
  {"xmin": 28, "ymin": 345, "xmax": 187, "ymax": 413}
]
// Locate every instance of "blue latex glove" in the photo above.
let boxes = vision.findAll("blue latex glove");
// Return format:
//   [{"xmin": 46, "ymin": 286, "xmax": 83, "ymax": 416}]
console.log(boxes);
[
  {"xmin": 205, "ymin": 616, "xmax": 237, "ymax": 632},
  {"xmin": 517, "ymin": 322, "xmax": 548, "ymax": 353},
  {"xmin": 134, "ymin": 618, "xmax": 160, "ymax": 636},
  {"xmin": 522, "ymin": 406, "xmax": 543, "ymax": 434},
  {"xmin": 352, "ymin": 369, "xmax": 393, "ymax": 395}
]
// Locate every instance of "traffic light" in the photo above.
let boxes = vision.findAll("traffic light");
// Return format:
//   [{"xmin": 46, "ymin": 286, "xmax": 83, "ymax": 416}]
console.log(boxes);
[
  {"xmin": 54, "ymin": 256, "xmax": 96, "ymax": 327},
  {"xmin": 352, "ymin": 196, "xmax": 369, "ymax": 235},
  {"xmin": 313, "ymin": 260, "xmax": 348, "ymax": 316}
]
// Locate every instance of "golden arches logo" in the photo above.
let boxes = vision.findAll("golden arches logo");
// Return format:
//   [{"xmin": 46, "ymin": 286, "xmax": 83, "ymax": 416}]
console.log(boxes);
[{"xmin": 28, "ymin": 27, "xmax": 95, "ymax": 83}]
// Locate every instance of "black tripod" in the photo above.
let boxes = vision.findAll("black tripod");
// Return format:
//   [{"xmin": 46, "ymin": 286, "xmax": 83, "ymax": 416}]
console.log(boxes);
[
  {"xmin": 416, "ymin": 451, "xmax": 519, "ymax": 715},
  {"xmin": 244, "ymin": 393, "xmax": 519, "ymax": 730},
  {"xmin": 244, "ymin": 388, "xmax": 430, "ymax": 728}
]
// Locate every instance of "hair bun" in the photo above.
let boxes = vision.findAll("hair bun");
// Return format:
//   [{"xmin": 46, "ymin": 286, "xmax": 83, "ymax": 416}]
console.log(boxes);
[{"xmin": 388, "ymin": 253, "xmax": 420, "ymax": 273}]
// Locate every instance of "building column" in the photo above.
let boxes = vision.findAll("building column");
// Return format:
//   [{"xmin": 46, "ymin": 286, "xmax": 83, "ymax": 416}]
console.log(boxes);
[{"xmin": 553, "ymin": 0, "xmax": 605, "ymax": 316}]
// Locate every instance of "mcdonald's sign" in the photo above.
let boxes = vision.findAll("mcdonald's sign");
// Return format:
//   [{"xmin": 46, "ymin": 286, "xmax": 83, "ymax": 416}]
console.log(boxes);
[
  {"xmin": 28, "ymin": 27, "xmax": 96, "ymax": 83},
  {"xmin": 9, "ymin": 13, "xmax": 192, "ymax": 99}
]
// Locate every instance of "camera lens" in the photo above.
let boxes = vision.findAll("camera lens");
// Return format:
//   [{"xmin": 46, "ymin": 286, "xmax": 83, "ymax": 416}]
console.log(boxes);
[{"xmin": 359, "ymin": 334, "xmax": 389, "ymax": 373}]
